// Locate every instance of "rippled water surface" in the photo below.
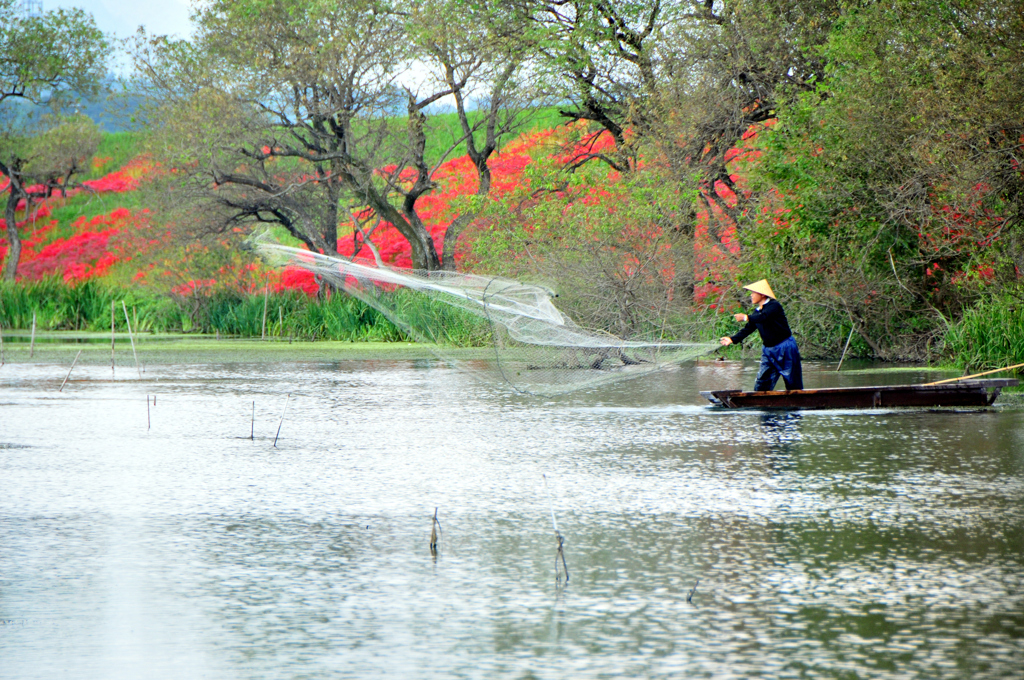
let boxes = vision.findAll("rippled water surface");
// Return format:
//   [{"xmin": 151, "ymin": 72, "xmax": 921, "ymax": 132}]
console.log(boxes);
[{"xmin": 2, "ymin": 355, "xmax": 1023, "ymax": 679}]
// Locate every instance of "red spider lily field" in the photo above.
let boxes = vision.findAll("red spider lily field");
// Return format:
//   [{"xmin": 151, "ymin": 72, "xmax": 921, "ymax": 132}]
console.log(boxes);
[
  {"xmin": 0, "ymin": 122, "xmax": 745, "ymax": 340},
  {"xmin": 1, "ymin": 117, "xmax": 1021, "ymax": 366}
]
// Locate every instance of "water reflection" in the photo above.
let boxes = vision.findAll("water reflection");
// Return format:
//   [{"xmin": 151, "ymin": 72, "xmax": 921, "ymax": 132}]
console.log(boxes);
[{"xmin": 0, "ymin": 358, "xmax": 1022, "ymax": 678}]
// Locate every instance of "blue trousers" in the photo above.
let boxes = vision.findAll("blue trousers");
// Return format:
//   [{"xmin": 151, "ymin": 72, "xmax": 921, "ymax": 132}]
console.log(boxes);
[{"xmin": 754, "ymin": 336, "xmax": 804, "ymax": 391}]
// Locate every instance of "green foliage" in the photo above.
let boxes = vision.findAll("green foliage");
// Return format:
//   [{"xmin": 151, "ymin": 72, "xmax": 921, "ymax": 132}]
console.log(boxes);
[
  {"xmin": 85, "ymin": 131, "xmax": 146, "ymax": 179},
  {"xmin": 23, "ymin": 113, "xmax": 101, "ymax": 182},
  {"xmin": 472, "ymin": 152, "xmax": 700, "ymax": 339},
  {"xmin": 944, "ymin": 292, "xmax": 1024, "ymax": 371},
  {"xmin": 741, "ymin": 0, "xmax": 1024, "ymax": 359},
  {"xmin": 0, "ymin": 279, "xmax": 179, "ymax": 332},
  {"xmin": 0, "ymin": 0, "xmax": 108, "ymax": 108},
  {"xmin": 0, "ymin": 280, "xmax": 487, "ymax": 345}
]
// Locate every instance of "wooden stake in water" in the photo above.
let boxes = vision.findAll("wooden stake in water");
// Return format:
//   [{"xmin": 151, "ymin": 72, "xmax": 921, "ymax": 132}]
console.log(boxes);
[
  {"xmin": 430, "ymin": 507, "xmax": 442, "ymax": 555},
  {"xmin": 147, "ymin": 394, "xmax": 151, "ymax": 430},
  {"xmin": 273, "ymin": 393, "xmax": 290, "ymax": 447},
  {"xmin": 836, "ymin": 326, "xmax": 855, "ymax": 372},
  {"xmin": 250, "ymin": 400, "xmax": 255, "ymax": 441},
  {"xmin": 542, "ymin": 474, "xmax": 569, "ymax": 584},
  {"xmin": 59, "ymin": 349, "xmax": 83, "ymax": 392},
  {"xmin": 110, "ymin": 300, "xmax": 115, "ymax": 377},
  {"xmin": 261, "ymin": 286, "xmax": 269, "ymax": 340},
  {"xmin": 29, "ymin": 311, "xmax": 36, "ymax": 358},
  {"xmin": 121, "ymin": 301, "xmax": 142, "ymax": 378}
]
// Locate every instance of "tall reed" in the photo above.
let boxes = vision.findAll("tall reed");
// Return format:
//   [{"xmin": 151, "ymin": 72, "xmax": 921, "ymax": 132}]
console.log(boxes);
[
  {"xmin": 944, "ymin": 294, "xmax": 1024, "ymax": 370},
  {"xmin": 0, "ymin": 279, "xmax": 489, "ymax": 345}
]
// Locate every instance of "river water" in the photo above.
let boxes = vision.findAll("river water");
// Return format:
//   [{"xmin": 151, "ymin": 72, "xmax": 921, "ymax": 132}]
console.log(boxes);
[{"xmin": 1, "ymin": 354, "xmax": 1022, "ymax": 679}]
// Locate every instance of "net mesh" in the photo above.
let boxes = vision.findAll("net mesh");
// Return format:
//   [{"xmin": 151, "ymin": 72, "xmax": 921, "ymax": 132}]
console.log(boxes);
[{"xmin": 257, "ymin": 240, "xmax": 716, "ymax": 395}]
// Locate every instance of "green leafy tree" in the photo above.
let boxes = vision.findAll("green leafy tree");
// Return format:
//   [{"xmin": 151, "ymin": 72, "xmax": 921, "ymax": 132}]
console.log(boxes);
[
  {"xmin": 132, "ymin": 0, "xmax": 533, "ymax": 271},
  {"xmin": 0, "ymin": 0, "xmax": 107, "ymax": 280},
  {"xmin": 524, "ymin": 0, "xmax": 839, "ymax": 239},
  {"xmin": 743, "ymin": 0, "xmax": 1024, "ymax": 358},
  {"xmin": 0, "ymin": 0, "xmax": 107, "ymax": 106}
]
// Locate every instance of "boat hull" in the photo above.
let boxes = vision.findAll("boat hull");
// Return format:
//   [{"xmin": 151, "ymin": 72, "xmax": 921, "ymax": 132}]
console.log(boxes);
[{"xmin": 701, "ymin": 379, "xmax": 1018, "ymax": 410}]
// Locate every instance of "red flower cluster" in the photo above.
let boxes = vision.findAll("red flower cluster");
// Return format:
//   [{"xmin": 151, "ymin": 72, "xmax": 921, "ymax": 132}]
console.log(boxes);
[
  {"xmin": 274, "ymin": 267, "xmax": 319, "ymax": 296},
  {"xmin": 14, "ymin": 207, "xmax": 142, "ymax": 283},
  {"xmin": 333, "ymin": 128, "xmax": 560, "ymax": 269}
]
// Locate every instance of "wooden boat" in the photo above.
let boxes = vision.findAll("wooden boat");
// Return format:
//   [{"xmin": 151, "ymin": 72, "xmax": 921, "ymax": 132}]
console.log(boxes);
[{"xmin": 701, "ymin": 378, "xmax": 1018, "ymax": 410}]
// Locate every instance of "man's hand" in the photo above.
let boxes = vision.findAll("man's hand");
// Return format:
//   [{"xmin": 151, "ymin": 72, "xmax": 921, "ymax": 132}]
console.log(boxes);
[
  {"xmin": 719, "ymin": 337, "xmax": 733, "ymax": 346},
  {"xmin": 734, "ymin": 313, "xmax": 748, "ymax": 323}
]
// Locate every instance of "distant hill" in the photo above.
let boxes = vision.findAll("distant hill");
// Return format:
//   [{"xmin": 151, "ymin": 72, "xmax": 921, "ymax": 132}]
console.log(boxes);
[{"xmin": 2, "ymin": 79, "xmax": 146, "ymax": 133}]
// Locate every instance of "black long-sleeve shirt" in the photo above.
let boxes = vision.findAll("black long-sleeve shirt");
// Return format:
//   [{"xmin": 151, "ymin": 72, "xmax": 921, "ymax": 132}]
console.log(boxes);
[{"xmin": 729, "ymin": 298, "xmax": 793, "ymax": 347}]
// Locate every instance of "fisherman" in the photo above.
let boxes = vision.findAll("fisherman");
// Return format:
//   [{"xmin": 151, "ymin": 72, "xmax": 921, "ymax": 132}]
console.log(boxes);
[{"xmin": 719, "ymin": 279, "xmax": 804, "ymax": 391}]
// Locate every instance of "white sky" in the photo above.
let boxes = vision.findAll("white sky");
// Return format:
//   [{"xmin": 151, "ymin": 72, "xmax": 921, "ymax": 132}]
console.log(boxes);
[
  {"xmin": 48, "ymin": 0, "xmax": 195, "ymax": 40},
  {"xmin": 44, "ymin": 0, "xmax": 448, "ymax": 101}
]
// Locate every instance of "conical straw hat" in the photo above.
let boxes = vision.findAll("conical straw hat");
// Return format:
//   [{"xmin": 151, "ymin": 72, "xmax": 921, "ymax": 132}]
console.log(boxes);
[{"xmin": 742, "ymin": 279, "xmax": 776, "ymax": 299}]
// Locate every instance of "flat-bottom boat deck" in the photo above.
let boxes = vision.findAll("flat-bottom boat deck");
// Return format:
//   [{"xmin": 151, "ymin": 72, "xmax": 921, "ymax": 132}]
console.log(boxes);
[{"xmin": 701, "ymin": 379, "xmax": 1018, "ymax": 409}]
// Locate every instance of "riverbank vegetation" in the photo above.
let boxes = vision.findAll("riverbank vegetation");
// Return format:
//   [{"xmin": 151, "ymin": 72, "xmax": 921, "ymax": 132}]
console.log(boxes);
[
  {"xmin": 1, "ymin": 0, "xmax": 1021, "ymax": 370},
  {"xmin": 0, "ymin": 279, "xmax": 491, "ymax": 345}
]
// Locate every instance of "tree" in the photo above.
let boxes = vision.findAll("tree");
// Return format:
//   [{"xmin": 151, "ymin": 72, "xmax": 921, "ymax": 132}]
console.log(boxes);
[
  {"xmin": 1, "ymin": 114, "xmax": 102, "ymax": 280},
  {"xmin": 0, "ymin": 0, "xmax": 107, "ymax": 280},
  {"xmin": 132, "ymin": 0, "xmax": 532, "ymax": 271},
  {"xmin": 0, "ymin": 0, "xmax": 107, "ymax": 106},
  {"xmin": 741, "ymin": 0, "xmax": 1024, "ymax": 358},
  {"xmin": 408, "ymin": 0, "xmax": 535, "ymax": 268},
  {"xmin": 525, "ymin": 0, "xmax": 840, "ymax": 238}
]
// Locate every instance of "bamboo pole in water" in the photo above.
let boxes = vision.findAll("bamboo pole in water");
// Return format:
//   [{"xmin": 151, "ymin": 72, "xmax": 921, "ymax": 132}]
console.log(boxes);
[
  {"xmin": 110, "ymin": 301, "xmax": 115, "ymax": 377},
  {"xmin": 59, "ymin": 349, "xmax": 83, "ymax": 392},
  {"xmin": 250, "ymin": 400, "xmax": 255, "ymax": 441},
  {"xmin": 542, "ymin": 474, "xmax": 569, "ymax": 584},
  {"xmin": 273, "ymin": 393, "xmax": 290, "ymax": 447},
  {"xmin": 147, "ymin": 395, "xmax": 151, "ymax": 430},
  {"xmin": 836, "ymin": 326, "xmax": 855, "ymax": 372},
  {"xmin": 121, "ymin": 301, "xmax": 142, "ymax": 378},
  {"xmin": 29, "ymin": 311, "xmax": 36, "ymax": 358},
  {"xmin": 430, "ymin": 507, "xmax": 442, "ymax": 555},
  {"xmin": 922, "ymin": 362, "xmax": 1024, "ymax": 386}
]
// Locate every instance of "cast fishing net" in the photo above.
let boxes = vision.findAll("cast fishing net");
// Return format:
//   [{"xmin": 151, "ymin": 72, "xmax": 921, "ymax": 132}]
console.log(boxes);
[{"xmin": 256, "ymin": 240, "xmax": 716, "ymax": 395}]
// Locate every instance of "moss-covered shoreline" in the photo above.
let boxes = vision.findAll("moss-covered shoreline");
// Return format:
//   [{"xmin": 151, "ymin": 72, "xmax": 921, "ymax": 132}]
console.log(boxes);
[{"xmin": 0, "ymin": 332, "xmax": 494, "ymax": 365}]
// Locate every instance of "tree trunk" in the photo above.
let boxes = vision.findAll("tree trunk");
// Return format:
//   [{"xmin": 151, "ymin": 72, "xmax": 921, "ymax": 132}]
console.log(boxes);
[{"xmin": 3, "ymin": 188, "xmax": 23, "ymax": 281}]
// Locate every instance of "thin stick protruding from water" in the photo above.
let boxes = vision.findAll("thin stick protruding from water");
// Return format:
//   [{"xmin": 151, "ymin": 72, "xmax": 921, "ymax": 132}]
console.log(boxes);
[
  {"xmin": 121, "ymin": 301, "xmax": 141, "ymax": 379},
  {"xmin": 687, "ymin": 579, "xmax": 699, "ymax": 603},
  {"xmin": 542, "ymin": 474, "xmax": 569, "ymax": 584},
  {"xmin": 111, "ymin": 300, "xmax": 115, "ymax": 377},
  {"xmin": 251, "ymin": 400, "xmax": 255, "ymax": 441},
  {"xmin": 59, "ymin": 349, "xmax": 83, "ymax": 392},
  {"xmin": 147, "ymin": 394, "xmax": 151, "ymax": 430},
  {"xmin": 430, "ymin": 507, "xmax": 442, "ymax": 555},
  {"xmin": 29, "ymin": 311, "xmax": 36, "ymax": 358},
  {"xmin": 273, "ymin": 393, "xmax": 290, "ymax": 447},
  {"xmin": 836, "ymin": 326, "xmax": 855, "ymax": 372}
]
